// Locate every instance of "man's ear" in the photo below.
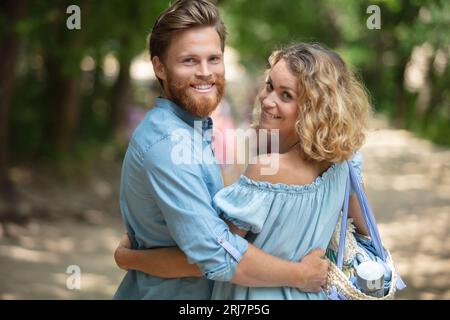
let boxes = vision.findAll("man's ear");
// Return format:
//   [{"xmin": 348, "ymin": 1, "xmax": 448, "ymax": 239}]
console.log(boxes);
[{"xmin": 152, "ymin": 56, "xmax": 167, "ymax": 81}]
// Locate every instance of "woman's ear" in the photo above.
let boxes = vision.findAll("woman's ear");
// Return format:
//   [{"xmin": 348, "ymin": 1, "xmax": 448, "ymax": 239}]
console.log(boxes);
[{"xmin": 152, "ymin": 56, "xmax": 167, "ymax": 81}]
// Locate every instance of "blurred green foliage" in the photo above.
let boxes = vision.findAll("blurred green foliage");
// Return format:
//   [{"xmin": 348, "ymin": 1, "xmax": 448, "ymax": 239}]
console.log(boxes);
[
  {"xmin": 222, "ymin": 0, "xmax": 450, "ymax": 145},
  {"xmin": 1, "ymin": 0, "xmax": 449, "ymax": 171}
]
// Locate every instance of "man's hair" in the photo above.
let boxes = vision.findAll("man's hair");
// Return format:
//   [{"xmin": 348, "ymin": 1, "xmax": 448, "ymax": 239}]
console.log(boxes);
[{"xmin": 149, "ymin": 0, "xmax": 226, "ymax": 61}]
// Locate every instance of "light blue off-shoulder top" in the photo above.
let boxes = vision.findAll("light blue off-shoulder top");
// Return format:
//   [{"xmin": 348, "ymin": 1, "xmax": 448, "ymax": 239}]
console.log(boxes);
[{"xmin": 210, "ymin": 152, "xmax": 363, "ymax": 300}]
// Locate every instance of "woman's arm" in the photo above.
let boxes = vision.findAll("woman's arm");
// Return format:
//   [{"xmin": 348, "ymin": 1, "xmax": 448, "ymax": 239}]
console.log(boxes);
[
  {"xmin": 114, "ymin": 234, "xmax": 202, "ymax": 278},
  {"xmin": 348, "ymin": 152, "xmax": 369, "ymax": 236},
  {"xmin": 348, "ymin": 193, "xmax": 369, "ymax": 236}
]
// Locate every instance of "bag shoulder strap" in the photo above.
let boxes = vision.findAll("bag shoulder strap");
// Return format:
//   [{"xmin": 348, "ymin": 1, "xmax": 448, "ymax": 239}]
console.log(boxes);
[
  {"xmin": 337, "ymin": 161, "xmax": 386, "ymax": 269},
  {"xmin": 337, "ymin": 161, "xmax": 406, "ymax": 290}
]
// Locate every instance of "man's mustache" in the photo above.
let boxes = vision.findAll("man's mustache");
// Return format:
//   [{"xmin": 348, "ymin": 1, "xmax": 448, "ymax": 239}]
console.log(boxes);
[
  {"xmin": 191, "ymin": 74, "xmax": 223, "ymax": 84},
  {"xmin": 194, "ymin": 76, "xmax": 215, "ymax": 85}
]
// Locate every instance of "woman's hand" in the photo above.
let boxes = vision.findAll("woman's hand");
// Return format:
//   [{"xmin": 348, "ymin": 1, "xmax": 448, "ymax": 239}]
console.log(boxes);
[
  {"xmin": 118, "ymin": 233, "xmax": 131, "ymax": 249},
  {"xmin": 114, "ymin": 233, "xmax": 132, "ymax": 270}
]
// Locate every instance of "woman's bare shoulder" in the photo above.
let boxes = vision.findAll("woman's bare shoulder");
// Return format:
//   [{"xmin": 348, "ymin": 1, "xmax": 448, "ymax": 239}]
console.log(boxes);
[
  {"xmin": 244, "ymin": 153, "xmax": 293, "ymax": 184},
  {"xmin": 244, "ymin": 154, "xmax": 324, "ymax": 186}
]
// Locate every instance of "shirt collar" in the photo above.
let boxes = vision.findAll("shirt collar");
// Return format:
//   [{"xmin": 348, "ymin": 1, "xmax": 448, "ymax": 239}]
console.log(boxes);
[{"xmin": 155, "ymin": 97, "xmax": 213, "ymax": 131}]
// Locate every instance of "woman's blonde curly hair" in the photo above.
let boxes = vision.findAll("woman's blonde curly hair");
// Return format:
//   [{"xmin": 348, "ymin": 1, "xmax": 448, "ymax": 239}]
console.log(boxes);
[{"xmin": 253, "ymin": 43, "xmax": 372, "ymax": 163}]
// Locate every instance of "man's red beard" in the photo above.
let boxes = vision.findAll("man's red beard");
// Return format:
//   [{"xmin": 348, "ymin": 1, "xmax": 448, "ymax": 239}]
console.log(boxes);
[{"xmin": 166, "ymin": 74, "xmax": 225, "ymax": 118}]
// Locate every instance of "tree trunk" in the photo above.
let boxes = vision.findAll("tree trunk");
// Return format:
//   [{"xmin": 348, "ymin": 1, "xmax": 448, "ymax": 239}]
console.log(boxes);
[
  {"xmin": 395, "ymin": 60, "xmax": 408, "ymax": 129},
  {"xmin": 422, "ymin": 53, "xmax": 446, "ymax": 129},
  {"xmin": 49, "ymin": 1, "xmax": 88, "ymax": 157},
  {"xmin": 0, "ymin": 0, "xmax": 27, "ymax": 199},
  {"xmin": 111, "ymin": 57, "xmax": 131, "ymax": 145},
  {"xmin": 54, "ymin": 75, "xmax": 81, "ymax": 155}
]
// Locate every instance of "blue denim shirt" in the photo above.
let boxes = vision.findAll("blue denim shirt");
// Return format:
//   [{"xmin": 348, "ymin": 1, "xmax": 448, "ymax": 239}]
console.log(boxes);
[{"xmin": 113, "ymin": 97, "xmax": 248, "ymax": 300}]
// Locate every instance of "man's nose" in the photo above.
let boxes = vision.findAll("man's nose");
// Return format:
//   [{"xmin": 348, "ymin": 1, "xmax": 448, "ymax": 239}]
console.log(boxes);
[{"xmin": 195, "ymin": 60, "xmax": 212, "ymax": 77}]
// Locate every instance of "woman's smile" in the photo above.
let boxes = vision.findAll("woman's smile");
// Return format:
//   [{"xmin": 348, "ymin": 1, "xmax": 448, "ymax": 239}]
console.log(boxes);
[{"xmin": 261, "ymin": 109, "xmax": 282, "ymax": 121}]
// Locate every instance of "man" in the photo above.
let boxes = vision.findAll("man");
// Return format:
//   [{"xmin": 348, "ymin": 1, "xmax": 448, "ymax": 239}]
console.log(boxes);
[{"xmin": 114, "ymin": 0, "xmax": 328, "ymax": 299}]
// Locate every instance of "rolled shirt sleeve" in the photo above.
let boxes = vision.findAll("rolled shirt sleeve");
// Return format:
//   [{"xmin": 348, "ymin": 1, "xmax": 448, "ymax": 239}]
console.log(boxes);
[{"xmin": 143, "ymin": 137, "xmax": 248, "ymax": 282}]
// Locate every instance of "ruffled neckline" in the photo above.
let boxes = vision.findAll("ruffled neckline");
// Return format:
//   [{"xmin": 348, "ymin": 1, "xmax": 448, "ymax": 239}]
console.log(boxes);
[{"xmin": 238, "ymin": 162, "xmax": 341, "ymax": 194}]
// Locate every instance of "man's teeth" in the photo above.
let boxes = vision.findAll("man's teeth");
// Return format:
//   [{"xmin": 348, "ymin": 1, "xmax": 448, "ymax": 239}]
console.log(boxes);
[{"xmin": 193, "ymin": 84, "xmax": 212, "ymax": 90}]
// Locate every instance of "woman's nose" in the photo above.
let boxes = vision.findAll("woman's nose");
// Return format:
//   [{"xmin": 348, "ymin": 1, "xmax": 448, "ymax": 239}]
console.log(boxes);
[{"xmin": 262, "ymin": 92, "xmax": 277, "ymax": 108}]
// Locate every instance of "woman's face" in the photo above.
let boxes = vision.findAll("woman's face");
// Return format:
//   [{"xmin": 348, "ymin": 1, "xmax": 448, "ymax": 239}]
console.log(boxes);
[{"xmin": 259, "ymin": 59, "xmax": 300, "ymax": 148}]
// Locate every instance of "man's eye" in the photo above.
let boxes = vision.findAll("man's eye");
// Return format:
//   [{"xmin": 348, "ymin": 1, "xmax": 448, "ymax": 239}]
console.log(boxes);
[
  {"xmin": 183, "ymin": 58, "xmax": 196, "ymax": 64},
  {"xmin": 209, "ymin": 56, "xmax": 221, "ymax": 63}
]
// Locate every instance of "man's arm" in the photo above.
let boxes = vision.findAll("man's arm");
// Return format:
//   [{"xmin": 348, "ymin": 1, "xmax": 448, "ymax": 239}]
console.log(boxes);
[
  {"xmin": 115, "ymin": 234, "xmax": 328, "ymax": 292},
  {"xmin": 233, "ymin": 246, "xmax": 327, "ymax": 291}
]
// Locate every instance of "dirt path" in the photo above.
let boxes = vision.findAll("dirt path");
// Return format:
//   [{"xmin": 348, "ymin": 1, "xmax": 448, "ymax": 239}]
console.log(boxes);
[
  {"xmin": 360, "ymin": 116, "xmax": 450, "ymax": 299},
  {"xmin": 0, "ymin": 218, "xmax": 125, "ymax": 299},
  {"xmin": 0, "ymin": 115, "xmax": 449, "ymax": 299}
]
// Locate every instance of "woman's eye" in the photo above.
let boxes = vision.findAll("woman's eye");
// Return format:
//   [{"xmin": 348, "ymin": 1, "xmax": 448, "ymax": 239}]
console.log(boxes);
[{"xmin": 282, "ymin": 92, "xmax": 292, "ymax": 101}]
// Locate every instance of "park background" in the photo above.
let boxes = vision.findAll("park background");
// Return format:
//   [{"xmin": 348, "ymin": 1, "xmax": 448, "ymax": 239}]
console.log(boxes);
[{"xmin": 0, "ymin": 0, "xmax": 449, "ymax": 299}]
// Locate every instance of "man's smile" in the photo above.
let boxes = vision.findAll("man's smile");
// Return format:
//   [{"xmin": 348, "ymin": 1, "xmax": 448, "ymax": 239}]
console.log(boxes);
[{"xmin": 190, "ymin": 83, "xmax": 214, "ymax": 93}]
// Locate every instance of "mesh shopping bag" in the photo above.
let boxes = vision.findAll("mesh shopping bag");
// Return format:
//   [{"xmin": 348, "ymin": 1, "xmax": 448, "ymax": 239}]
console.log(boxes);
[{"xmin": 324, "ymin": 161, "xmax": 406, "ymax": 300}]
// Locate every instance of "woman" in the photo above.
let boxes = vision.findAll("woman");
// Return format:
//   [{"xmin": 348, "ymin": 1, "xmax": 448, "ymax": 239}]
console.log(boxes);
[{"xmin": 114, "ymin": 42, "xmax": 371, "ymax": 299}]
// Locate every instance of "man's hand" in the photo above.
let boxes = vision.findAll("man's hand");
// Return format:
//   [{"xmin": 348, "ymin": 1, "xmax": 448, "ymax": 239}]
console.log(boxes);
[
  {"xmin": 114, "ymin": 233, "xmax": 132, "ymax": 271},
  {"xmin": 296, "ymin": 249, "xmax": 330, "ymax": 292}
]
